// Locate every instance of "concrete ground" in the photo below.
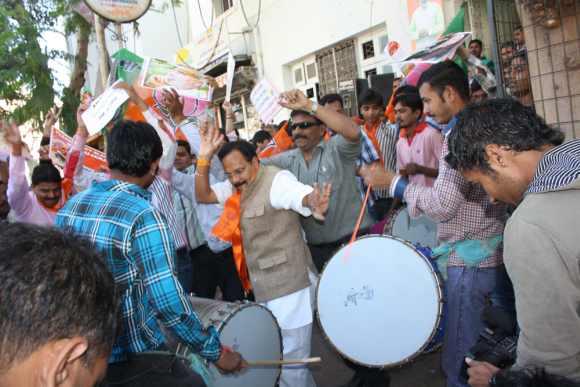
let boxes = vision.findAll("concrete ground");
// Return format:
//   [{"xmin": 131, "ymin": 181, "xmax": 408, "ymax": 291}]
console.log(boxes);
[{"xmin": 310, "ymin": 321, "xmax": 446, "ymax": 387}]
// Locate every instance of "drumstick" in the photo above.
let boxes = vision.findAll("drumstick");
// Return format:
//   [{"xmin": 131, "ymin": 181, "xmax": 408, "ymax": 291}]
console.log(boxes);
[{"xmin": 247, "ymin": 357, "xmax": 322, "ymax": 367}]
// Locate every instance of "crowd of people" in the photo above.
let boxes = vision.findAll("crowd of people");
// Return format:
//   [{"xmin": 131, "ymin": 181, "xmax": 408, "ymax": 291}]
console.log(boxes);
[{"xmin": 0, "ymin": 28, "xmax": 579, "ymax": 387}]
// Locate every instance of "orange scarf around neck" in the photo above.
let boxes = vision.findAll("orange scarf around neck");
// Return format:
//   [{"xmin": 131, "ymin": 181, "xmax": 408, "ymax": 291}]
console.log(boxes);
[{"xmin": 211, "ymin": 191, "xmax": 252, "ymax": 293}]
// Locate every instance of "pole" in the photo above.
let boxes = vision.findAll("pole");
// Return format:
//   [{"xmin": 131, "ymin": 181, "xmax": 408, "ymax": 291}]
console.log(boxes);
[
  {"xmin": 115, "ymin": 23, "xmax": 125, "ymax": 49},
  {"xmin": 486, "ymin": 0, "xmax": 505, "ymax": 97},
  {"xmin": 94, "ymin": 14, "xmax": 110, "ymax": 90}
]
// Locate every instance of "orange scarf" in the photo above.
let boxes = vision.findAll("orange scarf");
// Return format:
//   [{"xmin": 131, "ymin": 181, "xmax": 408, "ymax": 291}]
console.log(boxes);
[
  {"xmin": 211, "ymin": 191, "xmax": 252, "ymax": 293},
  {"xmin": 258, "ymin": 122, "xmax": 294, "ymax": 159}
]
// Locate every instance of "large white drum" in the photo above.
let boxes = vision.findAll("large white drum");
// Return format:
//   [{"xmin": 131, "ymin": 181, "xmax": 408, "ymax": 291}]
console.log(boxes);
[
  {"xmin": 316, "ymin": 235, "xmax": 444, "ymax": 367},
  {"xmin": 167, "ymin": 297, "xmax": 282, "ymax": 387},
  {"xmin": 383, "ymin": 206, "xmax": 438, "ymax": 249}
]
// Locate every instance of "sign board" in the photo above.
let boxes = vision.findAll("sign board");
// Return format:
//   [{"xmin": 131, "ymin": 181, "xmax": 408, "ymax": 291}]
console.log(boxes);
[
  {"xmin": 84, "ymin": 0, "xmax": 151, "ymax": 23},
  {"xmin": 176, "ymin": 19, "xmax": 230, "ymax": 71}
]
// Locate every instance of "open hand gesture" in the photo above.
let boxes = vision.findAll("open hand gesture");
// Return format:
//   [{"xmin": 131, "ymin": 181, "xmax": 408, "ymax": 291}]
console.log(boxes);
[
  {"xmin": 199, "ymin": 120, "xmax": 224, "ymax": 159},
  {"xmin": 279, "ymin": 89, "xmax": 311, "ymax": 111},
  {"xmin": 2, "ymin": 121, "xmax": 22, "ymax": 146},
  {"xmin": 43, "ymin": 106, "xmax": 61, "ymax": 135},
  {"xmin": 308, "ymin": 183, "xmax": 332, "ymax": 221}
]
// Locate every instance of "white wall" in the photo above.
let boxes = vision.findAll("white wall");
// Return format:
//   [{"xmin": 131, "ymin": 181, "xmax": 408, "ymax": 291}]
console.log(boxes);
[{"xmin": 188, "ymin": 0, "xmax": 388, "ymax": 89}]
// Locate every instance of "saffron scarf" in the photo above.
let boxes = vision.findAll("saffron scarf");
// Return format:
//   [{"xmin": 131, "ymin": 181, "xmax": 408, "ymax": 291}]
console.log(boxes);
[{"xmin": 211, "ymin": 191, "xmax": 252, "ymax": 293}]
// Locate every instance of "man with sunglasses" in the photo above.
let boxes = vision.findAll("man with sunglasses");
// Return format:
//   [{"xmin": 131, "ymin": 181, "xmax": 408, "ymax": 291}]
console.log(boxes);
[{"xmin": 263, "ymin": 89, "xmax": 373, "ymax": 274}]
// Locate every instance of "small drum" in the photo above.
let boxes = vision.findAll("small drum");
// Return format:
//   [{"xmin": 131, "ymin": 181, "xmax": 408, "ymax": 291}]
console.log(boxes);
[
  {"xmin": 316, "ymin": 235, "xmax": 444, "ymax": 368},
  {"xmin": 383, "ymin": 206, "xmax": 438, "ymax": 249},
  {"xmin": 166, "ymin": 297, "xmax": 282, "ymax": 387}
]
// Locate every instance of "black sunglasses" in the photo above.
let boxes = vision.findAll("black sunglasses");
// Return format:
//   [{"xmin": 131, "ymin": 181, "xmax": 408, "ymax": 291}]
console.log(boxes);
[{"xmin": 289, "ymin": 121, "xmax": 320, "ymax": 131}]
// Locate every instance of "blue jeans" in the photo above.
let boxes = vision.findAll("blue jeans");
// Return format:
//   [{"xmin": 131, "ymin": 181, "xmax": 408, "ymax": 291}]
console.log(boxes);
[{"xmin": 442, "ymin": 265, "xmax": 514, "ymax": 387}]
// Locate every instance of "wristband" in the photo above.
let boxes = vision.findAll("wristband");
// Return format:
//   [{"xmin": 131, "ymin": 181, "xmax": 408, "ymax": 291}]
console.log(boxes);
[
  {"xmin": 390, "ymin": 174, "xmax": 409, "ymax": 200},
  {"xmin": 197, "ymin": 158, "xmax": 211, "ymax": 167}
]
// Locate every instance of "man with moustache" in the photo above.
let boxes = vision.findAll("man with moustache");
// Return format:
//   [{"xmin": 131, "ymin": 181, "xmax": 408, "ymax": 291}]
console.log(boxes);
[{"xmin": 263, "ymin": 89, "xmax": 373, "ymax": 273}]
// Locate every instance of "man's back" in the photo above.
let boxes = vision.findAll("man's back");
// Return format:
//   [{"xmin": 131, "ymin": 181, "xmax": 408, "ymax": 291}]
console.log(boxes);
[{"xmin": 56, "ymin": 179, "xmax": 221, "ymax": 363}]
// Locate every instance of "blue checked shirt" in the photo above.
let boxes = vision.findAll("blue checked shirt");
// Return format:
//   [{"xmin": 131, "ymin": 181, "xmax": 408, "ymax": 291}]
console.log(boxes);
[{"xmin": 55, "ymin": 179, "xmax": 221, "ymax": 363}]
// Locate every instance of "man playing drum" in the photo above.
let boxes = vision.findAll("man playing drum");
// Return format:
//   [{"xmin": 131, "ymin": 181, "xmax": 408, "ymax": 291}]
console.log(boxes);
[
  {"xmin": 56, "ymin": 120, "xmax": 246, "ymax": 387},
  {"xmin": 360, "ymin": 61, "xmax": 514, "ymax": 387},
  {"xmin": 195, "ymin": 131, "xmax": 331, "ymax": 387}
]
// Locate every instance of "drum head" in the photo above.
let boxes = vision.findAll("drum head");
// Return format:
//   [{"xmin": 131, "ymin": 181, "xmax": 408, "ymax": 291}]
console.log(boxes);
[
  {"xmin": 210, "ymin": 304, "xmax": 282, "ymax": 387},
  {"xmin": 386, "ymin": 207, "xmax": 438, "ymax": 249},
  {"xmin": 316, "ymin": 235, "xmax": 442, "ymax": 367}
]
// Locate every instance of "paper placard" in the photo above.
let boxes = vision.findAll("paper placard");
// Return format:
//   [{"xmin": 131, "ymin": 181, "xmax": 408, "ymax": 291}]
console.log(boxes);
[
  {"xmin": 250, "ymin": 79, "xmax": 282, "ymax": 124},
  {"xmin": 225, "ymin": 53, "xmax": 236, "ymax": 102},
  {"xmin": 81, "ymin": 81, "xmax": 129, "ymax": 136}
]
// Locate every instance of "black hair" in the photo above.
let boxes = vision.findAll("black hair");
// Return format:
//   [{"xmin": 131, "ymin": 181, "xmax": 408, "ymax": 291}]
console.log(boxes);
[
  {"xmin": 31, "ymin": 160, "xmax": 62, "ymax": 186},
  {"xmin": 494, "ymin": 367, "xmax": 580, "ymax": 387},
  {"xmin": 176, "ymin": 139, "xmax": 191, "ymax": 155},
  {"xmin": 469, "ymin": 39, "xmax": 483, "ymax": 49},
  {"xmin": 446, "ymin": 98, "xmax": 565, "ymax": 173},
  {"xmin": 0, "ymin": 223, "xmax": 118, "ymax": 371},
  {"xmin": 217, "ymin": 140, "xmax": 257, "ymax": 162},
  {"xmin": 289, "ymin": 110, "xmax": 323, "ymax": 125},
  {"xmin": 358, "ymin": 89, "xmax": 384, "ymax": 109},
  {"xmin": 394, "ymin": 85, "xmax": 419, "ymax": 98},
  {"xmin": 319, "ymin": 93, "xmax": 344, "ymax": 108},
  {"xmin": 106, "ymin": 120, "xmax": 163, "ymax": 178},
  {"xmin": 40, "ymin": 136, "xmax": 51, "ymax": 147},
  {"xmin": 393, "ymin": 86, "xmax": 423, "ymax": 113},
  {"xmin": 501, "ymin": 41, "xmax": 516, "ymax": 50},
  {"xmin": 514, "ymin": 25, "xmax": 523, "ymax": 32},
  {"xmin": 417, "ymin": 60, "xmax": 470, "ymax": 102},
  {"xmin": 470, "ymin": 80, "xmax": 484, "ymax": 93},
  {"xmin": 251, "ymin": 130, "xmax": 272, "ymax": 145}
]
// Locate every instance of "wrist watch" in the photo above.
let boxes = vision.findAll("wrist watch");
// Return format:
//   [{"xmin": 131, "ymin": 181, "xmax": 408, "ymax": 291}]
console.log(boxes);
[{"xmin": 309, "ymin": 100, "xmax": 319, "ymax": 115}]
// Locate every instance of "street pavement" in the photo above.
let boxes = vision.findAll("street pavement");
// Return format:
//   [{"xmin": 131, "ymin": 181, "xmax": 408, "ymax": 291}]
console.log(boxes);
[{"xmin": 310, "ymin": 320, "xmax": 446, "ymax": 387}]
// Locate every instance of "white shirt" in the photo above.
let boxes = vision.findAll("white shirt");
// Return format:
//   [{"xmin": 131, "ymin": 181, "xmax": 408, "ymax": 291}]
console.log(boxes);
[{"xmin": 212, "ymin": 169, "xmax": 315, "ymax": 330}]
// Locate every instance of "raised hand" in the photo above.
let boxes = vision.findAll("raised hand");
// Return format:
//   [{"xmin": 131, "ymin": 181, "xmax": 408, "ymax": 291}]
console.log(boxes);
[
  {"xmin": 279, "ymin": 89, "xmax": 311, "ymax": 111},
  {"xmin": 222, "ymin": 100, "xmax": 233, "ymax": 113},
  {"xmin": 2, "ymin": 121, "xmax": 22, "ymax": 146},
  {"xmin": 199, "ymin": 120, "xmax": 224, "ymax": 159},
  {"xmin": 2, "ymin": 121, "xmax": 23, "ymax": 156},
  {"xmin": 76, "ymin": 101, "xmax": 90, "ymax": 137},
  {"xmin": 43, "ymin": 106, "xmax": 61, "ymax": 136},
  {"xmin": 308, "ymin": 183, "xmax": 332, "ymax": 221}
]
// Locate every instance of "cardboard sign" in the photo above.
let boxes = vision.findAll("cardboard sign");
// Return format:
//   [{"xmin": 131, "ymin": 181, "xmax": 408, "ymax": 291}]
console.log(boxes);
[{"xmin": 250, "ymin": 79, "xmax": 282, "ymax": 124}]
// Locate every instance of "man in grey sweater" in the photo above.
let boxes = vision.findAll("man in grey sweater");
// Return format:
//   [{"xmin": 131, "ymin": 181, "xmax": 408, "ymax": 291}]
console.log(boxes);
[{"xmin": 445, "ymin": 98, "xmax": 580, "ymax": 386}]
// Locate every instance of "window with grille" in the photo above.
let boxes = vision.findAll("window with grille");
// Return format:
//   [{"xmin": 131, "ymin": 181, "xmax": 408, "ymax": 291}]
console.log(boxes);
[
  {"xmin": 294, "ymin": 67, "xmax": 304, "ymax": 84},
  {"xmin": 362, "ymin": 40, "xmax": 375, "ymax": 60},
  {"xmin": 306, "ymin": 63, "xmax": 317, "ymax": 79}
]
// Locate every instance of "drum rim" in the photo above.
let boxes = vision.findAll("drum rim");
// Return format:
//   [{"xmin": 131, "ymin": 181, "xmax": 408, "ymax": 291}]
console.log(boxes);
[
  {"xmin": 315, "ymin": 234, "xmax": 445, "ymax": 368},
  {"xmin": 382, "ymin": 206, "xmax": 406, "ymax": 236},
  {"xmin": 188, "ymin": 298, "xmax": 284, "ymax": 384}
]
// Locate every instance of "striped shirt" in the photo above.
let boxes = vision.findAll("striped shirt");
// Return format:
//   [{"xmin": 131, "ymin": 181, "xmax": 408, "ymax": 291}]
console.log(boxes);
[
  {"xmin": 403, "ymin": 123, "xmax": 507, "ymax": 267},
  {"xmin": 527, "ymin": 139, "xmax": 580, "ymax": 194},
  {"xmin": 374, "ymin": 121, "xmax": 399, "ymax": 198},
  {"xmin": 55, "ymin": 179, "xmax": 221, "ymax": 363}
]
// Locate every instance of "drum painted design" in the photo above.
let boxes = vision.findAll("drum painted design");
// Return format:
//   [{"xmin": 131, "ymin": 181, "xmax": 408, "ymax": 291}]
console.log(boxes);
[
  {"xmin": 383, "ymin": 206, "xmax": 438, "ymax": 249},
  {"xmin": 178, "ymin": 297, "xmax": 282, "ymax": 387},
  {"xmin": 316, "ymin": 235, "xmax": 444, "ymax": 368}
]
